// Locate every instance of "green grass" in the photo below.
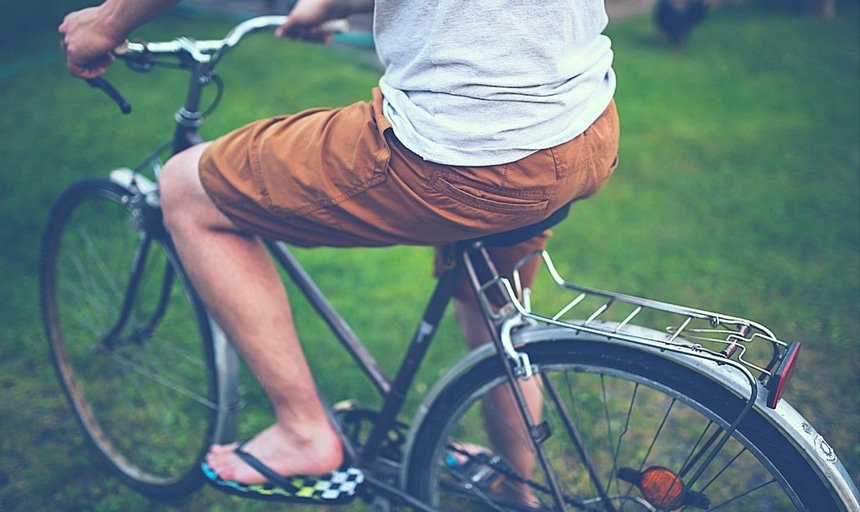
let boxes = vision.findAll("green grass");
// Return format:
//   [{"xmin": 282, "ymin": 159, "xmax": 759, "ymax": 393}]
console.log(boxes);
[{"xmin": 1, "ymin": 4, "xmax": 858, "ymax": 511}]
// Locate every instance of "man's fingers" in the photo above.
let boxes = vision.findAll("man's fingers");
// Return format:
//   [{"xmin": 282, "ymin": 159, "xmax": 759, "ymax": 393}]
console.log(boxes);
[
  {"xmin": 67, "ymin": 53, "xmax": 114, "ymax": 79},
  {"xmin": 275, "ymin": 23, "xmax": 333, "ymax": 43},
  {"xmin": 274, "ymin": 22, "xmax": 291, "ymax": 38}
]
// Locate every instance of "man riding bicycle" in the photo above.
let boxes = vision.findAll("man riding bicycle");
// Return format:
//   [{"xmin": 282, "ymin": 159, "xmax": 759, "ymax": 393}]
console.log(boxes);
[{"xmin": 59, "ymin": 0, "xmax": 619, "ymax": 505}]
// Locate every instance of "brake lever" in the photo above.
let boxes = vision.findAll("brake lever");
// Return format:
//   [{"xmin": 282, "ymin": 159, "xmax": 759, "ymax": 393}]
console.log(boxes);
[{"xmin": 86, "ymin": 76, "xmax": 132, "ymax": 115}]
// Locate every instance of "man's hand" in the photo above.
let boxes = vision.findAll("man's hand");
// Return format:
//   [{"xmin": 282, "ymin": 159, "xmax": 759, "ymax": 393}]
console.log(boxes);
[
  {"xmin": 59, "ymin": 6, "xmax": 125, "ymax": 79},
  {"xmin": 276, "ymin": 0, "xmax": 370, "ymax": 41},
  {"xmin": 59, "ymin": 0, "xmax": 180, "ymax": 79}
]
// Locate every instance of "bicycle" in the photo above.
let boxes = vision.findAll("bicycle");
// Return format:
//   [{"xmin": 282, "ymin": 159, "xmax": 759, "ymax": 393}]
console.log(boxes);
[{"xmin": 39, "ymin": 15, "xmax": 859, "ymax": 511}]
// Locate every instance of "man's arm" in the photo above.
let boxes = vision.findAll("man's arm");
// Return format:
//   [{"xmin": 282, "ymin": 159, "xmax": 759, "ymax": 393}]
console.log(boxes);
[{"xmin": 59, "ymin": 0, "xmax": 180, "ymax": 78}]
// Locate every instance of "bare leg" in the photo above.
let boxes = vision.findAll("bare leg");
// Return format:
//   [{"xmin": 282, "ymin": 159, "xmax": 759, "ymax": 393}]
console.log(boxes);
[
  {"xmin": 455, "ymin": 297, "xmax": 542, "ymax": 504},
  {"xmin": 159, "ymin": 144, "xmax": 342, "ymax": 483}
]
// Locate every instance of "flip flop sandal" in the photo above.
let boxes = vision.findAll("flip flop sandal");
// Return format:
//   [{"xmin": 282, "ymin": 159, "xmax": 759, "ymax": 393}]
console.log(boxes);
[{"xmin": 201, "ymin": 441, "xmax": 364, "ymax": 504}]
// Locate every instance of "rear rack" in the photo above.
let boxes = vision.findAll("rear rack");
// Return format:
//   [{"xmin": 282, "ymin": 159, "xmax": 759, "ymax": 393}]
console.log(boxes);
[
  {"xmin": 479, "ymin": 249, "xmax": 796, "ymax": 393},
  {"xmin": 473, "ymin": 248, "xmax": 807, "ymax": 492}
]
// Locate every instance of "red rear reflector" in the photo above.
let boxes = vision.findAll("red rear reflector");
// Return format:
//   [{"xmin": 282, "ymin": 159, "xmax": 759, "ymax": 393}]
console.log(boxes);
[
  {"xmin": 619, "ymin": 466, "xmax": 711, "ymax": 509},
  {"xmin": 767, "ymin": 341, "xmax": 802, "ymax": 409},
  {"xmin": 640, "ymin": 467, "xmax": 685, "ymax": 510}
]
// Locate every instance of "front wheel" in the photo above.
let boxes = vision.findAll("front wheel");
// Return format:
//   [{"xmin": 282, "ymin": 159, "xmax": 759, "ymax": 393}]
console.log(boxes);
[
  {"xmin": 40, "ymin": 178, "xmax": 234, "ymax": 498},
  {"xmin": 405, "ymin": 332, "xmax": 846, "ymax": 511}
]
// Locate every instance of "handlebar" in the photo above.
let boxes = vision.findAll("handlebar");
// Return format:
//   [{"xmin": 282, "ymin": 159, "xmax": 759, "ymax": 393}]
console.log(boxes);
[
  {"xmin": 119, "ymin": 16, "xmax": 347, "ymax": 60},
  {"xmin": 86, "ymin": 15, "xmax": 349, "ymax": 114}
]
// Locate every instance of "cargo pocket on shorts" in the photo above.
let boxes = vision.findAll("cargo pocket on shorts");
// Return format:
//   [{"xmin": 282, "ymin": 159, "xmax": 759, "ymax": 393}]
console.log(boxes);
[{"xmin": 429, "ymin": 171, "xmax": 549, "ymax": 216}]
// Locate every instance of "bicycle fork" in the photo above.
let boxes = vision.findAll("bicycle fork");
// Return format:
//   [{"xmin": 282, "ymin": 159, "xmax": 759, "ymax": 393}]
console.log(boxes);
[{"xmin": 100, "ymin": 189, "xmax": 173, "ymax": 351}]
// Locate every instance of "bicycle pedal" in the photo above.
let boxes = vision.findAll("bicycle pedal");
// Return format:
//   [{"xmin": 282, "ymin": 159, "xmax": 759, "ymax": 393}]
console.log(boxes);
[{"xmin": 446, "ymin": 450, "xmax": 509, "ymax": 491}]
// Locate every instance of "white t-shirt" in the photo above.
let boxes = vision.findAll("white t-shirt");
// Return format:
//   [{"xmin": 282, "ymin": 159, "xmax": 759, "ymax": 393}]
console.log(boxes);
[{"xmin": 373, "ymin": 0, "xmax": 616, "ymax": 166}]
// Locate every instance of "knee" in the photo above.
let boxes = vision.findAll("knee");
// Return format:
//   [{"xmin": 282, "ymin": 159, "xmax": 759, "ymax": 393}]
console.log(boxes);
[{"xmin": 159, "ymin": 144, "xmax": 208, "ymax": 234}]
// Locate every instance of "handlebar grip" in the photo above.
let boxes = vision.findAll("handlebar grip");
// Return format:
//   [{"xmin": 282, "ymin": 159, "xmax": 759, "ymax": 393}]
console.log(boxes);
[{"xmin": 86, "ymin": 77, "xmax": 132, "ymax": 115}]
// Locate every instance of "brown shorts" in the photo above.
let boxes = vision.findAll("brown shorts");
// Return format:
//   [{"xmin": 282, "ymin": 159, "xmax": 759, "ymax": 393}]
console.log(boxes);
[{"xmin": 199, "ymin": 88, "xmax": 619, "ymax": 298}]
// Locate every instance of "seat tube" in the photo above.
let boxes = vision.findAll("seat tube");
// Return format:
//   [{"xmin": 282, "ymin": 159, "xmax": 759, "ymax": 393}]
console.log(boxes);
[{"xmin": 359, "ymin": 260, "xmax": 461, "ymax": 466}]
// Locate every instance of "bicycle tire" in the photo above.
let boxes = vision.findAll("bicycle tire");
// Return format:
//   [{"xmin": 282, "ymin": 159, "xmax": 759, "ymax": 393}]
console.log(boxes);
[
  {"xmin": 40, "ymin": 177, "xmax": 236, "ymax": 498},
  {"xmin": 404, "ymin": 327, "xmax": 850, "ymax": 511}
]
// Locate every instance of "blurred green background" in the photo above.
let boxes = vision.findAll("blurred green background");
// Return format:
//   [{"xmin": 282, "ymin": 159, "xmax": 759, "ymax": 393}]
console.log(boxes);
[{"xmin": 1, "ymin": 1, "xmax": 858, "ymax": 510}]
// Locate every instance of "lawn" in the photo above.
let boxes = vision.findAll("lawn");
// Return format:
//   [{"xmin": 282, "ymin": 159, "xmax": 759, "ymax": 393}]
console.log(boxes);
[{"xmin": 0, "ymin": 4, "xmax": 857, "ymax": 511}]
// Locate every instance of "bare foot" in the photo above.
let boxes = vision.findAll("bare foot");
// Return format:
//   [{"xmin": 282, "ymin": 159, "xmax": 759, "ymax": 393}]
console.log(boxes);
[{"xmin": 204, "ymin": 422, "xmax": 343, "ymax": 484}]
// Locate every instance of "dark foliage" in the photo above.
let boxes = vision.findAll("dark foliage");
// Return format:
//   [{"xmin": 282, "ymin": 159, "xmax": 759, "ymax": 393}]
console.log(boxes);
[{"xmin": 654, "ymin": 0, "xmax": 711, "ymax": 49}]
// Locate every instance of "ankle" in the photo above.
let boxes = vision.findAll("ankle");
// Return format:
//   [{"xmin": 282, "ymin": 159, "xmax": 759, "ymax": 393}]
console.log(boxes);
[{"xmin": 273, "ymin": 421, "xmax": 344, "ymax": 470}]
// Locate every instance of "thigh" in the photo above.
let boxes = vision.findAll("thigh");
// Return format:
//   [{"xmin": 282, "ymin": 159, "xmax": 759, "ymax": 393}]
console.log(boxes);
[{"xmin": 196, "ymin": 93, "xmax": 399, "ymax": 247}]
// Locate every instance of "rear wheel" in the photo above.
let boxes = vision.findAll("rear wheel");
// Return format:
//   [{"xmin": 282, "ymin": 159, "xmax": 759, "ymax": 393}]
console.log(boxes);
[
  {"xmin": 40, "ymin": 178, "xmax": 229, "ymax": 498},
  {"xmin": 406, "ymin": 335, "xmax": 843, "ymax": 511}
]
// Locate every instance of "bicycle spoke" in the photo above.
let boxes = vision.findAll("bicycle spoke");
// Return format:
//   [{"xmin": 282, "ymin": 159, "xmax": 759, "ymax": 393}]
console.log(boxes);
[
  {"xmin": 638, "ymin": 397, "xmax": 676, "ymax": 471},
  {"xmin": 698, "ymin": 445, "xmax": 746, "ymax": 493},
  {"xmin": 678, "ymin": 419, "xmax": 716, "ymax": 478},
  {"xmin": 678, "ymin": 421, "xmax": 724, "ymax": 479},
  {"xmin": 106, "ymin": 348, "xmax": 215, "ymax": 410},
  {"xmin": 608, "ymin": 382, "xmax": 638, "ymax": 499},
  {"xmin": 543, "ymin": 377, "xmax": 578, "ymax": 503},
  {"xmin": 68, "ymin": 253, "xmax": 119, "ymax": 330},
  {"xmin": 707, "ymin": 478, "xmax": 779, "ymax": 511},
  {"xmin": 77, "ymin": 224, "xmax": 126, "ymax": 300},
  {"xmin": 157, "ymin": 337, "xmax": 207, "ymax": 370},
  {"xmin": 544, "ymin": 371, "xmax": 617, "ymax": 511},
  {"xmin": 125, "ymin": 358, "xmax": 180, "ymax": 453}
]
